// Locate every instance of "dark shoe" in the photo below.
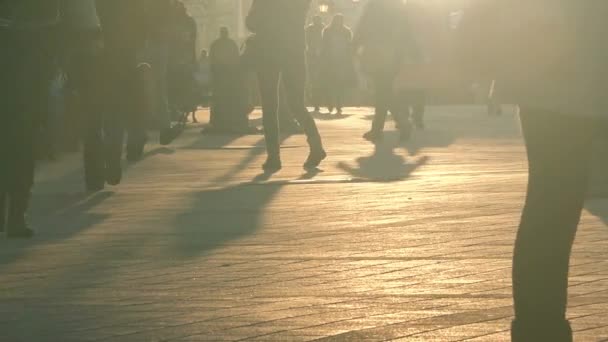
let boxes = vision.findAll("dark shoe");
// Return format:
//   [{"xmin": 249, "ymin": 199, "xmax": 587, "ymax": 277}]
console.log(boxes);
[
  {"xmin": 303, "ymin": 149, "xmax": 327, "ymax": 170},
  {"xmin": 160, "ymin": 126, "xmax": 179, "ymax": 146},
  {"xmin": 105, "ymin": 162, "xmax": 122, "ymax": 186},
  {"xmin": 86, "ymin": 182, "xmax": 105, "ymax": 193},
  {"xmin": 511, "ymin": 319, "xmax": 572, "ymax": 342},
  {"xmin": 6, "ymin": 215, "xmax": 34, "ymax": 239},
  {"xmin": 262, "ymin": 156, "xmax": 282, "ymax": 173},
  {"xmin": 363, "ymin": 130, "xmax": 383, "ymax": 142}
]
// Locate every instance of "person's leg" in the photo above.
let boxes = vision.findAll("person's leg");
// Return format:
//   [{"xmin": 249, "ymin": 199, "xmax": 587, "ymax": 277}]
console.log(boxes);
[
  {"xmin": 257, "ymin": 66, "xmax": 282, "ymax": 171},
  {"xmin": 390, "ymin": 88, "xmax": 413, "ymax": 142},
  {"xmin": 365, "ymin": 71, "xmax": 392, "ymax": 141},
  {"xmin": 281, "ymin": 56, "xmax": 326, "ymax": 168},
  {"xmin": 411, "ymin": 90, "xmax": 427, "ymax": 129},
  {"xmin": 512, "ymin": 108, "xmax": 595, "ymax": 342}
]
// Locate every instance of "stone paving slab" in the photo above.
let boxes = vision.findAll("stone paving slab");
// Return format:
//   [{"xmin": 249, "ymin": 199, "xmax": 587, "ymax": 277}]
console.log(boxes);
[{"xmin": 1, "ymin": 106, "xmax": 608, "ymax": 341}]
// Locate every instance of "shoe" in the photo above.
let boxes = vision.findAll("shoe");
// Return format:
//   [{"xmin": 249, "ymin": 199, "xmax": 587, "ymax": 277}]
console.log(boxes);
[
  {"xmin": 262, "ymin": 156, "xmax": 282, "ymax": 173},
  {"xmin": 126, "ymin": 134, "xmax": 147, "ymax": 162},
  {"xmin": 336, "ymin": 108, "xmax": 343, "ymax": 116},
  {"xmin": 363, "ymin": 130, "xmax": 383, "ymax": 142},
  {"xmin": 105, "ymin": 162, "xmax": 122, "ymax": 186},
  {"xmin": 159, "ymin": 126, "xmax": 179, "ymax": 146},
  {"xmin": 303, "ymin": 149, "xmax": 327, "ymax": 170},
  {"xmin": 6, "ymin": 215, "xmax": 34, "ymax": 239},
  {"xmin": 313, "ymin": 107, "xmax": 320, "ymax": 113},
  {"xmin": 86, "ymin": 182, "xmax": 105, "ymax": 193}
]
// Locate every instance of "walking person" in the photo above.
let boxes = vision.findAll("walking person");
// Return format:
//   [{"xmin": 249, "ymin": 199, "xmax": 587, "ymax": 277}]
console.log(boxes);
[
  {"xmin": 0, "ymin": 0, "xmax": 99, "ymax": 236},
  {"xmin": 354, "ymin": 0, "xmax": 418, "ymax": 143},
  {"xmin": 246, "ymin": 0, "xmax": 327, "ymax": 173},
  {"xmin": 306, "ymin": 15, "xmax": 325, "ymax": 113},
  {"xmin": 321, "ymin": 14, "xmax": 353, "ymax": 116},
  {"xmin": 456, "ymin": 2, "xmax": 608, "ymax": 341}
]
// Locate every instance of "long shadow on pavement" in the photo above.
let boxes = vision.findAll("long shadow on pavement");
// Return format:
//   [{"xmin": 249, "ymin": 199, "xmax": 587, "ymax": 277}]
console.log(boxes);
[
  {"xmin": 338, "ymin": 136, "xmax": 429, "ymax": 182},
  {"xmin": 171, "ymin": 181, "xmax": 283, "ymax": 258}
]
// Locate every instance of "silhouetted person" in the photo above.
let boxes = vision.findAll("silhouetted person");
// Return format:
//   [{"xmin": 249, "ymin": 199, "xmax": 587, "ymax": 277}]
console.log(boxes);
[
  {"xmin": 146, "ymin": 0, "xmax": 173, "ymax": 143},
  {"xmin": 209, "ymin": 27, "xmax": 248, "ymax": 133},
  {"xmin": 246, "ymin": 0, "xmax": 326, "ymax": 172},
  {"xmin": 166, "ymin": 1, "xmax": 197, "ymax": 139},
  {"xmin": 354, "ymin": 0, "xmax": 418, "ymax": 142},
  {"xmin": 321, "ymin": 14, "xmax": 353, "ymax": 115},
  {"xmin": 0, "ymin": 0, "xmax": 97, "ymax": 237},
  {"xmin": 456, "ymin": 2, "xmax": 608, "ymax": 341},
  {"xmin": 306, "ymin": 15, "xmax": 325, "ymax": 113}
]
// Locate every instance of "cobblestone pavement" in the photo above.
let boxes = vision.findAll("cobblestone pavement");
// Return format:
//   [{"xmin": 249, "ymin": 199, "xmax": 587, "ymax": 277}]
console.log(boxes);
[{"xmin": 2, "ymin": 107, "xmax": 608, "ymax": 342}]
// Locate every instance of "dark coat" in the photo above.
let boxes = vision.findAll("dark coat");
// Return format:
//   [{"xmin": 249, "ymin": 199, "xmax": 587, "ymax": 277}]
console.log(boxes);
[{"xmin": 246, "ymin": 0, "xmax": 311, "ymax": 57}]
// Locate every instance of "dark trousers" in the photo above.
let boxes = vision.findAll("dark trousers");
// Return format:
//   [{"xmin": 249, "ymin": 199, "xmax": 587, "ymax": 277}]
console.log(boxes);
[
  {"xmin": 257, "ymin": 53, "xmax": 322, "ymax": 157},
  {"xmin": 512, "ymin": 109, "xmax": 595, "ymax": 341},
  {"xmin": 370, "ymin": 71, "xmax": 411, "ymax": 133},
  {"xmin": 81, "ymin": 52, "xmax": 144, "ymax": 188},
  {"xmin": 0, "ymin": 30, "xmax": 54, "ymax": 228}
]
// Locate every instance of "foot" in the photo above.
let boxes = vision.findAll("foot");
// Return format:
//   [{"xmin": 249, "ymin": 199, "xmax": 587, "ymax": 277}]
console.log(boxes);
[
  {"xmin": 313, "ymin": 107, "xmax": 320, "ymax": 113},
  {"xmin": 6, "ymin": 216, "xmax": 34, "ymax": 239},
  {"xmin": 303, "ymin": 149, "xmax": 327, "ymax": 170},
  {"xmin": 160, "ymin": 126, "xmax": 180, "ymax": 146},
  {"xmin": 126, "ymin": 136, "xmax": 147, "ymax": 162},
  {"xmin": 262, "ymin": 156, "xmax": 282, "ymax": 173},
  {"xmin": 336, "ymin": 108, "xmax": 343, "ymax": 116},
  {"xmin": 86, "ymin": 181, "xmax": 105, "ymax": 193},
  {"xmin": 363, "ymin": 130, "xmax": 383, "ymax": 142},
  {"xmin": 105, "ymin": 161, "xmax": 122, "ymax": 186}
]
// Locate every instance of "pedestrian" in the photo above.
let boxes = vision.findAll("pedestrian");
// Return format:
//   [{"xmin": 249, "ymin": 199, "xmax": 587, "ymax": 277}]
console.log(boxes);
[
  {"xmin": 0, "ymin": 0, "xmax": 98, "ymax": 237},
  {"xmin": 194, "ymin": 49, "xmax": 212, "ymax": 120},
  {"xmin": 456, "ymin": 2, "xmax": 608, "ymax": 341},
  {"xmin": 246, "ymin": 0, "xmax": 327, "ymax": 172},
  {"xmin": 145, "ymin": 0, "xmax": 173, "ymax": 144},
  {"xmin": 354, "ymin": 0, "xmax": 419, "ymax": 142},
  {"xmin": 321, "ymin": 14, "xmax": 354, "ymax": 116},
  {"xmin": 208, "ymin": 27, "xmax": 248, "ymax": 133},
  {"xmin": 166, "ymin": 1, "xmax": 197, "ymax": 137},
  {"xmin": 306, "ymin": 15, "xmax": 325, "ymax": 113}
]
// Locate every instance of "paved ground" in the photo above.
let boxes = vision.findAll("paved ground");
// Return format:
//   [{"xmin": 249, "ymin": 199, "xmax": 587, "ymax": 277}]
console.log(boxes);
[{"xmin": 2, "ymin": 107, "xmax": 608, "ymax": 342}]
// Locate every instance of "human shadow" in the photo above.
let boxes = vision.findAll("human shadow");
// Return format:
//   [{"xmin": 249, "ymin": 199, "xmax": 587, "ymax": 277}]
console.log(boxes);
[
  {"xmin": 170, "ymin": 182, "xmax": 283, "ymax": 258},
  {"xmin": 338, "ymin": 139, "xmax": 429, "ymax": 182},
  {"xmin": 0, "ymin": 191, "xmax": 113, "ymax": 267}
]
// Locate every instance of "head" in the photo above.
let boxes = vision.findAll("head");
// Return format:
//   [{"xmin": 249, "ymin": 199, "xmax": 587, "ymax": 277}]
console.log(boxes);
[
  {"xmin": 331, "ymin": 14, "xmax": 345, "ymax": 27},
  {"xmin": 219, "ymin": 27, "xmax": 229, "ymax": 39},
  {"xmin": 200, "ymin": 49, "xmax": 208, "ymax": 59},
  {"xmin": 312, "ymin": 15, "xmax": 323, "ymax": 26}
]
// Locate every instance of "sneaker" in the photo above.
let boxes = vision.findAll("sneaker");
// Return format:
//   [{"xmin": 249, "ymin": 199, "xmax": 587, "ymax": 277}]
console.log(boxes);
[
  {"xmin": 159, "ymin": 126, "xmax": 180, "ymax": 146},
  {"xmin": 363, "ymin": 130, "xmax": 383, "ymax": 142},
  {"xmin": 303, "ymin": 149, "xmax": 327, "ymax": 170},
  {"xmin": 262, "ymin": 156, "xmax": 282, "ymax": 173}
]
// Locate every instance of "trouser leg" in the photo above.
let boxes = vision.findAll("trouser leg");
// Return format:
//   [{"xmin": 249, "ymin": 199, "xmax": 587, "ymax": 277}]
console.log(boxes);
[{"xmin": 512, "ymin": 108, "xmax": 594, "ymax": 342}]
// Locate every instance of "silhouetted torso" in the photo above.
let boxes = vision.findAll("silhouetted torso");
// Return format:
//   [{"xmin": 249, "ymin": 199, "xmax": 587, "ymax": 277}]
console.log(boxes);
[{"xmin": 246, "ymin": 0, "xmax": 311, "ymax": 55}]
